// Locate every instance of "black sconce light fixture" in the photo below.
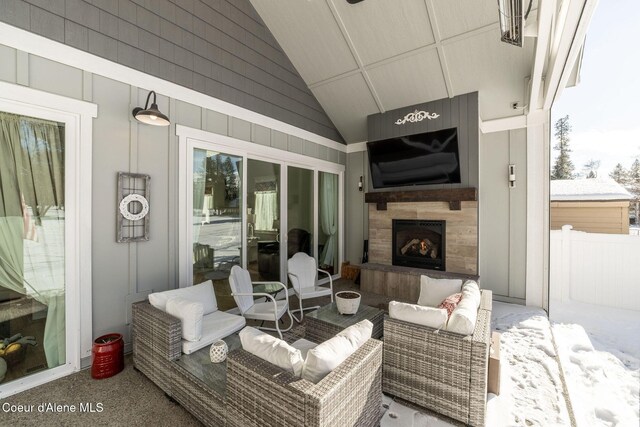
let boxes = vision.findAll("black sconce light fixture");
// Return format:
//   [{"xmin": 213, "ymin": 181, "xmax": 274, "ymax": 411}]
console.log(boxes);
[
  {"xmin": 358, "ymin": 176, "xmax": 363, "ymax": 192},
  {"xmin": 132, "ymin": 90, "xmax": 170, "ymax": 126}
]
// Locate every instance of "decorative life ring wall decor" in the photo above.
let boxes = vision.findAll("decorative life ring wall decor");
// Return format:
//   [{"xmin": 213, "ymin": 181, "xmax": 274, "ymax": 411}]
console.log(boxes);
[{"xmin": 116, "ymin": 172, "xmax": 151, "ymax": 243}]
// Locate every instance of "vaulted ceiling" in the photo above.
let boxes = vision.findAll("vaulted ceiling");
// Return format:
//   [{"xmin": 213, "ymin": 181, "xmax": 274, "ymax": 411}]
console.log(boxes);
[{"xmin": 250, "ymin": 0, "xmax": 537, "ymax": 143}]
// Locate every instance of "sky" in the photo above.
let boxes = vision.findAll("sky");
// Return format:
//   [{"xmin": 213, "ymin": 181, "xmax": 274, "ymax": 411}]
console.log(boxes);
[{"xmin": 551, "ymin": 0, "xmax": 640, "ymax": 178}]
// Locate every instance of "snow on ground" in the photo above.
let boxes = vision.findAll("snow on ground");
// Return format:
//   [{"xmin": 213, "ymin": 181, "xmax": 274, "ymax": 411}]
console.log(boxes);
[
  {"xmin": 551, "ymin": 300, "xmax": 640, "ymax": 426},
  {"xmin": 490, "ymin": 302, "xmax": 572, "ymax": 427}
]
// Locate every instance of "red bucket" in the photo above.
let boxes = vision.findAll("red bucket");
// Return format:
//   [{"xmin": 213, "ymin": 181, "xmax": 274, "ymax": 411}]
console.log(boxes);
[{"xmin": 91, "ymin": 333, "xmax": 124, "ymax": 379}]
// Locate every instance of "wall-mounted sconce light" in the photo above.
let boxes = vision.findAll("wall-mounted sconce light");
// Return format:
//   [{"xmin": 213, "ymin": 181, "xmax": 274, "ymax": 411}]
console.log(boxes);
[
  {"xmin": 508, "ymin": 164, "xmax": 516, "ymax": 188},
  {"xmin": 358, "ymin": 176, "xmax": 363, "ymax": 192},
  {"xmin": 132, "ymin": 90, "xmax": 170, "ymax": 126}
]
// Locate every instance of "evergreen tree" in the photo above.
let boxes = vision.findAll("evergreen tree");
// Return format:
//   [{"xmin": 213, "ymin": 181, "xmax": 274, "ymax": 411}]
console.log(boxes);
[
  {"xmin": 583, "ymin": 159, "xmax": 600, "ymax": 179},
  {"xmin": 609, "ymin": 163, "xmax": 629, "ymax": 184},
  {"xmin": 628, "ymin": 159, "xmax": 640, "ymax": 222},
  {"xmin": 551, "ymin": 115, "xmax": 575, "ymax": 180}
]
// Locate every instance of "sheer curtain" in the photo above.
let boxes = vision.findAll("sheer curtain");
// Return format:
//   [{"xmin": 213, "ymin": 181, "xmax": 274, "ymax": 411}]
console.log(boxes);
[
  {"xmin": 320, "ymin": 173, "xmax": 338, "ymax": 267},
  {"xmin": 0, "ymin": 111, "xmax": 66, "ymax": 368},
  {"xmin": 254, "ymin": 191, "xmax": 277, "ymax": 231}
]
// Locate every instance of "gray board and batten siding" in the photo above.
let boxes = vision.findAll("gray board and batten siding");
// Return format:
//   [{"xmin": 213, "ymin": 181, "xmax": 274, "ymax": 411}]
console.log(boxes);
[
  {"xmin": 366, "ymin": 92, "xmax": 479, "ymax": 191},
  {"xmin": 0, "ymin": 0, "xmax": 343, "ymax": 142}
]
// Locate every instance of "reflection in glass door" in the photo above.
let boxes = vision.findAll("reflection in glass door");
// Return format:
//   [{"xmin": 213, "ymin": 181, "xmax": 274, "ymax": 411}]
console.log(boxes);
[
  {"xmin": 287, "ymin": 166, "xmax": 314, "ymax": 261},
  {"xmin": 0, "ymin": 112, "xmax": 66, "ymax": 383},
  {"xmin": 192, "ymin": 149, "xmax": 242, "ymax": 310},
  {"xmin": 247, "ymin": 159, "xmax": 281, "ymax": 281},
  {"xmin": 318, "ymin": 172, "xmax": 339, "ymax": 274}
]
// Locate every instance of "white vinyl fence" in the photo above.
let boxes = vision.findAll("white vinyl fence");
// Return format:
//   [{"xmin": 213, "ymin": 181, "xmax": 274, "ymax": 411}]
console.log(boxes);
[{"xmin": 550, "ymin": 225, "xmax": 640, "ymax": 311}]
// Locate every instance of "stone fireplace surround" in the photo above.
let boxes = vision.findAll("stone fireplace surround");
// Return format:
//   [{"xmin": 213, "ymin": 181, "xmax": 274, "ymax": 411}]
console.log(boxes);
[{"xmin": 360, "ymin": 188, "xmax": 478, "ymax": 301}]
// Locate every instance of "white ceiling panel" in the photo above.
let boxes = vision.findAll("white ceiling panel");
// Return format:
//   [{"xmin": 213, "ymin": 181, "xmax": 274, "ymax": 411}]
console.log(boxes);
[
  {"xmin": 367, "ymin": 49, "xmax": 448, "ymax": 111},
  {"xmin": 311, "ymin": 73, "xmax": 380, "ymax": 142},
  {"xmin": 430, "ymin": 0, "xmax": 498, "ymax": 40},
  {"xmin": 444, "ymin": 29, "xmax": 534, "ymax": 119},
  {"xmin": 332, "ymin": 0, "xmax": 435, "ymax": 66},
  {"xmin": 249, "ymin": 0, "xmax": 358, "ymax": 84}
]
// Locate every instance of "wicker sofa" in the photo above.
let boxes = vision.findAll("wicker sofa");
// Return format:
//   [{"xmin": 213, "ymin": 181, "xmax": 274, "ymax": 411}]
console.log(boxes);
[
  {"xmin": 382, "ymin": 289, "xmax": 492, "ymax": 427},
  {"xmin": 132, "ymin": 301, "xmax": 382, "ymax": 427}
]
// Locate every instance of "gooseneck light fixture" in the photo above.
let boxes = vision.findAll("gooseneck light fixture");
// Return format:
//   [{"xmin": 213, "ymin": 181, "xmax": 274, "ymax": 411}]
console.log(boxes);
[{"xmin": 132, "ymin": 90, "xmax": 170, "ymax": 126}]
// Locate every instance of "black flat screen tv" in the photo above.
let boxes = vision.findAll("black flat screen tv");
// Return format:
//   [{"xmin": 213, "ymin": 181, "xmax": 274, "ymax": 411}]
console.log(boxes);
[{"xmin": 367, "ymin": 127, "xmax": 461, "ymax": 188}]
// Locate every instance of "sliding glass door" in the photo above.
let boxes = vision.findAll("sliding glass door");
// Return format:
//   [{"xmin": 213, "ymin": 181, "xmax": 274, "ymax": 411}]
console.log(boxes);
[
  {"xmin": 192, "ymin": 149, "xmax": 242, "ymax": 309},
  {"xmin": 287, "ymin": 166, "xmax": 314, "ymax": 260},
  {"xmin": 0, "ymin": 112, "xmax": 66, "ymax": 383},
  {"xmin": 318, "ymin": 172, "xmax": 339, "ymax": 274},
  {"xmin": 246, "ymin": 159, "xmax": 281, "ymax": 281}
]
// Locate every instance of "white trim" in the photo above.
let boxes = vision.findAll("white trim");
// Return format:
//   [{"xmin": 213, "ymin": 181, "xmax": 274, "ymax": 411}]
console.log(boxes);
[
  {"xmin": 346, "ymin": 141, "xmax": 368, "ymax": 153},
  {"xmin": 0, "ymin": 82, "xmax": 95, "ymax": 397},
  {"xmin": 479, "ymin": 115, "xmax": 527, "ymax": 133},
  {"xmin": 528, "ymin": 0, "xmax": 554, "ymax": 110},
  {"xmin": 0, "ymin": 22, "xmax": 345, "ymax": 153}
]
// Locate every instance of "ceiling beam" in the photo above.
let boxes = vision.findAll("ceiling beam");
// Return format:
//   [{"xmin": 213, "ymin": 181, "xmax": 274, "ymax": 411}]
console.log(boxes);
[
  {"xmin": 543, "ymin": 0, "xmax": 599, "ymax": 110},
  {"xmin": 528, "ymin": 0, "xmax": 554, "ymax": 110},
  {"xmin": 325, "ymin": 0, "xmax": 386, "ymax": 113}
]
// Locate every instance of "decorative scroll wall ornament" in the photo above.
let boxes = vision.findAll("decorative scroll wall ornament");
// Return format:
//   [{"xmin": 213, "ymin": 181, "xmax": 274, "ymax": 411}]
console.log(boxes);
[
  {"xmin": 117, "ymin": 172, "xmax": 151, "ymax": 243},
  {"xmin": 394, "ymin": 110, "xmax": 440, "ymax": 125}
]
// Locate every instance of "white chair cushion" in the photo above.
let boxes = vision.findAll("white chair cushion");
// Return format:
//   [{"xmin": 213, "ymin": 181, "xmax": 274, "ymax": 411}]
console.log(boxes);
[
  {"xmin": 302, "ymin": 335, "xmax": 358, "ymax": 384},
  {"xmin": 462, "ymin": 280, "xmax": 481, "ymax": 309},
  {"xmin": 244, "ymin": 299, "xmax": 289, "ymax": 321},
  {"xmin": 445, "ymin": 292, "xmax": 478, "ymax": 335},
  {"xmin": 166, "ymin": 297, "xmax": 203, "ymax": 342},
  {"xmin": 417, "ymin": 275, "xmax": 463, "ymax": 307},
  {"xmin": 239, "ymin": 327, "xmax": 304, "ymax": 377},
  {"xmin": 336, "ymin": 320, "xmax": 373, "ymax": 349},
  {"xmin": 148, "ymin": 280, "xmax": 218, "ymax": 315},
  {"xmin": 182, "ymin": 311, "xmax": 246, "ymax": 355},
  {"xmin": 389, "ymin": 301, "xmax": 448, "ymax": 329}
]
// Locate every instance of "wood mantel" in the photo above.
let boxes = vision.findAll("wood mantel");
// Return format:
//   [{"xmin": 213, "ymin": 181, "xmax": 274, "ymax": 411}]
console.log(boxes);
[{"xmin": 365, "ymin": 188, "xmax": 477, "ymax": 211}]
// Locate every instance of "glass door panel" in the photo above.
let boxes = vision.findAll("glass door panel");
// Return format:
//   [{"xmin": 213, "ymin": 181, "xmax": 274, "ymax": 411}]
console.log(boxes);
[
  {"xmin": 0, "ymin": 112, "xmax": 66, "ymax": 383},
  {"xmin": 192, "ymin": 149, "xmax": 242, "ymax": 310},
  {"xmin": 287, "ymin": 166, "xmax": 314, "ymax": 260},
  {"xmin": 318, "ymin": 172, "xmax": 339, "ymax": 275},
  {"xmin": 247, "ymin": 159, "xmax": 281, "ymax": 281}
]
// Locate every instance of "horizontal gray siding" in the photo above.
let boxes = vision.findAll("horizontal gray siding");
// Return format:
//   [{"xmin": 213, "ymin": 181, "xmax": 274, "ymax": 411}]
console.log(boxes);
[{"xmin": 0, "ymin": 0, "xmax": 343, "ymax": 142}]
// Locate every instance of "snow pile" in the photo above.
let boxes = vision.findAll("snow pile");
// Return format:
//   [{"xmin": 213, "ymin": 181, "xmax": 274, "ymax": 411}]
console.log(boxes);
[
  {"xmin": 551, "ymin": 300, "xmax": 640, "ymax": 426},
  {"xmin": 490, "ymin": 302, "xmax": 572, "ymax": 426}
]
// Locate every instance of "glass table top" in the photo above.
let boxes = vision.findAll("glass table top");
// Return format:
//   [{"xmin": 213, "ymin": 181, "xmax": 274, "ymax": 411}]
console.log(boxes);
[{"xmin": 306, "ymin": 302, "xmax": 382, "ymax": 328}]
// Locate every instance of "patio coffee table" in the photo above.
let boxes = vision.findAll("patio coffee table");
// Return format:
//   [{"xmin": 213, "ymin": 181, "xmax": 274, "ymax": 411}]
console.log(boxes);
[{"xmin": 305, "ymin": 303, "xmax": 383, "ymax": 343}]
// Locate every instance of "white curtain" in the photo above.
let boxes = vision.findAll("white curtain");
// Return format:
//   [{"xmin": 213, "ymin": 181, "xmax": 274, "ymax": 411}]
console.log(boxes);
[
  {"xmin": 0, "ymin": 112, "xmax": 66, "ymax": 368},
  {"xmin": 255, "ymin": 191, "xmax": 277, "ymax": 230},
  {"xmin": 319, "ymin": 173, "xmax": 338, "ymax": 267}
]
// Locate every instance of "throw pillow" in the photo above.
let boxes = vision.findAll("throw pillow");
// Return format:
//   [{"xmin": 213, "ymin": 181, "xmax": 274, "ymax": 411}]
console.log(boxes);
[
  {"xmin": 462, "ymin": 280, "xmax": 481, "ymax": 309},
  {"xmin": 166, "ymin": 297, "xmax": 204, "ymax": 342},
  {"xmin": 336, "ymin": 320, "xmax": 373, "ymax": 348},
  {"xmin": 388, "ymin": 301, "xmax": 448, "ymax": 329},
  {"xmin": 446, "ymin": 293, "xmax": 478, "ymax": 336},
  {"xmin": 239, "ymin": 327, "xmax": 304, "ymax": 377},
  {"xmin": 302, "ymin": 335, "xmax": 358, "ymax": 384},
  {"xmin": 438, "ymin": 292, "xmax": 463, "ymax": 317},
  {"xmin": 148, "ymin": 280, "xmax": 218, "ymax": 315},
  {"xmin": 417, "ymin": 275, "xmax": 463, "ymax": 307}
]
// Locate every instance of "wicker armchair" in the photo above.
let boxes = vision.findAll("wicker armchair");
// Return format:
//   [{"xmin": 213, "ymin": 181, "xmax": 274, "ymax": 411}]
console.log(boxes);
[
  {"xmin": 382, "ymin": 289, "xmax": 492, "ymax": 427},
  {"xmin": 226, "ymin": 339, "xmax": 382, "ymax": 427}
]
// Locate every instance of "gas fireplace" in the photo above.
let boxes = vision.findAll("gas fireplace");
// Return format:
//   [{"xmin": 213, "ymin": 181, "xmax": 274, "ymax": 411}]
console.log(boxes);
[{"xmin": 392, "ymin": 219, "xmax": 445, "ymax": 271}]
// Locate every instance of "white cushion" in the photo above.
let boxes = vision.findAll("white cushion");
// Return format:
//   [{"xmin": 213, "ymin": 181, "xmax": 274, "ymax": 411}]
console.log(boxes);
[
  {"xmin": 417, "ymin": 275, "xmax": 463, "ymax": 307},
  {"xmin": 239, "ymin": 327, "xmax": 304, "ymax": 377},
  {"xmin": 182, "ymin": 311, "xmax": 246, "ymax": 355},
  {"xmin": 389, "ymin": 301, "xmax": 448, "ymax": 329},
  {"xmin": 462, "ymin": 280, "xmax": 481, "ymax": 309},
  {"xmin": 148, "ymin": 280, "xmax": 218, "ymax": 315},
  {"xmin": 166, "ymin": 297, "xmax": 203, "ymax": 342},
  {"xmin": 336, "ymin": 320, "xmax": 373, "ymax": 349},
  {"xmin": 302, "ymin": 335, "xmax": 358, "ymax": 384},
  {"xmin": 446, "ymin": 292, "xmax": 478, "ymax": 335},
  {"xmin": 290, "ymin": 338, "xmax": 318, "ymax": 360}
]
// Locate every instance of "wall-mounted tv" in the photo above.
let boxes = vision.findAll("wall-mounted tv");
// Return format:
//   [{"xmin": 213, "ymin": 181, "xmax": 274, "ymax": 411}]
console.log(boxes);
[{"xmin": 367, "ymin": 127, "xmax": 461, "ymax": 188}]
